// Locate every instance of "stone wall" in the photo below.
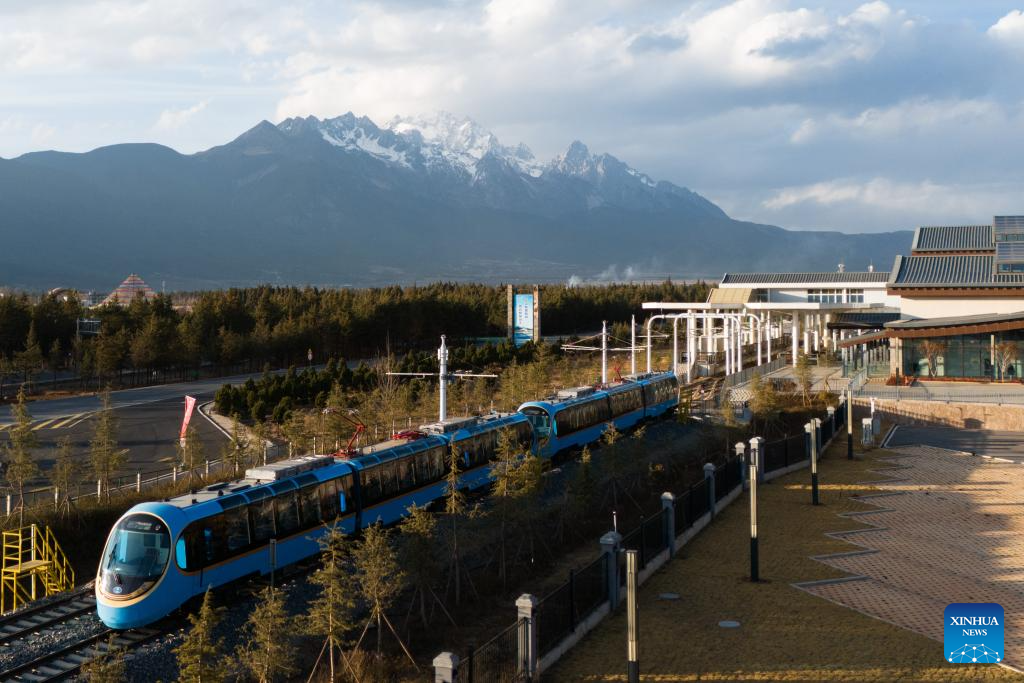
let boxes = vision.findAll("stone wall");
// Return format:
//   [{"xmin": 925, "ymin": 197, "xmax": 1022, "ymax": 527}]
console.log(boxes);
[{"xmin": 854, "ymin": 397, "xmax": 1024, "ymax": 431}]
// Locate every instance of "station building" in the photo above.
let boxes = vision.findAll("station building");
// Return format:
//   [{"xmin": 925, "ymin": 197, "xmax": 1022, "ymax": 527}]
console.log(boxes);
[
  {"xmin": 643, "ymin": 215, "xmax": 1024, "ymax": 383},
  {"xmin": 844, "ymin": 216, "xmax": 1024, "ymax": 380}
]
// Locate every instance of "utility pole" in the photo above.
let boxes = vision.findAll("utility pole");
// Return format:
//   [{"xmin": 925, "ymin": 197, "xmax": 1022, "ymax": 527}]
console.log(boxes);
[
  {"xmin": 630, "ymin": 315, "xmax": 636, "ymax": 376},
  {"xmin": 602, "ymin": 321, "xmax": 608, "ymax": 385}
]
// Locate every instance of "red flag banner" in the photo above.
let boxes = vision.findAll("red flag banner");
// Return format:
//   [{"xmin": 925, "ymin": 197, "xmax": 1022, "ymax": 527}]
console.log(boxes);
[{"xmin": 180, "ymin": 395, "xmax": 197, "ymax": 444}]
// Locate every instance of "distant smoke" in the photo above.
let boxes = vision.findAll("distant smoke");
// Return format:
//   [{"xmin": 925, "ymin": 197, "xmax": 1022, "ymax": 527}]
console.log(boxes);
[{"xmin": 567, "ymin": 264, "xmax": 641, "ymax": 287}]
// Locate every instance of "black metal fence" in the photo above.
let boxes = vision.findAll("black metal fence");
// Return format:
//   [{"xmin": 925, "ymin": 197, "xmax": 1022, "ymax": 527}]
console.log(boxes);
[
  {"xmin": 458, "ymin": 618, "xmax": 529, "ymax": 683},
  {"xmin": 536, "ymin": 554, "xmax": 609, "ymax": 658}
]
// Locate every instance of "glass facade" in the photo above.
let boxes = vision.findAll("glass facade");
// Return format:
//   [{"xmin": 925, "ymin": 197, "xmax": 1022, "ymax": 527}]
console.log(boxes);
[{"xmin": 902, "ymin": 331, "xmax": 1024, "ymax": 379}]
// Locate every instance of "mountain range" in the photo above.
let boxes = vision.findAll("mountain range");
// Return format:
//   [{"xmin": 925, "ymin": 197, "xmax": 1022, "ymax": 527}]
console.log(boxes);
[{"xmin": 0, "ymin": 111, "xmax": 912, "ymax": 290}]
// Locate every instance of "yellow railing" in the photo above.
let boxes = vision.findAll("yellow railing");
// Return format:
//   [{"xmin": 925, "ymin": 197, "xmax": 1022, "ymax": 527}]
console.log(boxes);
[{"xmin": 1, "ymin": 525, "xmax": 75, "ymax": 614}]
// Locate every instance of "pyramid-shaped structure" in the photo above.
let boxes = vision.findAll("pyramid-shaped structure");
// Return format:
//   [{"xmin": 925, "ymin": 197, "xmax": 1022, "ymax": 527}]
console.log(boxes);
[{"xmin": 101, "ymin": 274, "xmax": 157, "ymax": 307}]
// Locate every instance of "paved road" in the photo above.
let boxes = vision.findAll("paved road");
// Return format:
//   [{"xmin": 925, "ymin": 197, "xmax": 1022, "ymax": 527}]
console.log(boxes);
[{"xmin": 885, "ymin": 425, "xmax": 1024, "ymax": 464}]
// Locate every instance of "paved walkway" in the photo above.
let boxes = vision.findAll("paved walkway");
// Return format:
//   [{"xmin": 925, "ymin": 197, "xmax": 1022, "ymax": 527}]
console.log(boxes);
[
  {"xmin": 885, "ymin": 425, "xmax": 1024, "ymax": 464},
  {"xmin": 798, "ymin": 444, "xmax": 1024, "ymax": 669}
]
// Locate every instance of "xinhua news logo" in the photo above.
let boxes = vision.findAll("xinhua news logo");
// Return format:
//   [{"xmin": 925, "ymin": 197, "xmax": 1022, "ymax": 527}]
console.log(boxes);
[{"xmin": 944, "ymin": 603, "xmax": 1004, "ymax": 664}]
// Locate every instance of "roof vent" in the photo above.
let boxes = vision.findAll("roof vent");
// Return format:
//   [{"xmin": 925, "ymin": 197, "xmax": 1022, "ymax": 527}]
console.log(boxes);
[
  {"xmin": 868, "ymin": 263, "xmax": 874, "ymax": 273},
  {"xmin": 838, "ymin": 262, "xmax": 845, "ymax": 273}
]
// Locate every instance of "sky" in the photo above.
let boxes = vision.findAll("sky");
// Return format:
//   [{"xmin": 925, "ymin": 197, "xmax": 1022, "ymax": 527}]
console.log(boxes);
[{"xmin": 2, "ymin": 0, "xmax": 1024, "ymax": 233}]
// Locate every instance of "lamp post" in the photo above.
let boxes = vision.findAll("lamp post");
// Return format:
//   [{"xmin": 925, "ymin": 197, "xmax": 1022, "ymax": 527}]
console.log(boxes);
[{"xmin": 749, "ymin": 451, "xmax": 759, "ymax": 581}]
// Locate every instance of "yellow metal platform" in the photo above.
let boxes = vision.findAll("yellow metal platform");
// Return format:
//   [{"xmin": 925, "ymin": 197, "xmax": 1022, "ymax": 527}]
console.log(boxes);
[{"xmin": 1, "ymin": 525, "xmax": 74, "ymax": 613}]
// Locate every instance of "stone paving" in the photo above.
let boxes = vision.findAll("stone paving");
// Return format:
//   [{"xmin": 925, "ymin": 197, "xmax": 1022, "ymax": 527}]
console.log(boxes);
[{"xmin": 797, "ymin": 444, "xmax": 1024, "ymax": 670}]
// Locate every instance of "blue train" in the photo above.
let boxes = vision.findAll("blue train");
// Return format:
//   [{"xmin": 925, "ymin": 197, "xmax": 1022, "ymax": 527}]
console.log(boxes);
[{"xmin": 96, "ymin": 372, "xmax": 678, "ymax": 629}]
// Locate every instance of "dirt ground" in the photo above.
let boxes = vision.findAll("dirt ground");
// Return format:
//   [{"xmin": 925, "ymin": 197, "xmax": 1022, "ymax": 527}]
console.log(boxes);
[{"xmin": 545, "ymin": 426, "xmax": 1024, "ymax": 682}]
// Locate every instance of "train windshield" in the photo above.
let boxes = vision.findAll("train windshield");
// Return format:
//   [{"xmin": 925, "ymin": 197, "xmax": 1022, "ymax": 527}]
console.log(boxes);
[
  {"xmin": 99, "ymin": 514, "xmax": 170, "ymax": 598},
  {"xmin": 520, "ymin": 407, "xmax": 551, "ymax": 438}
]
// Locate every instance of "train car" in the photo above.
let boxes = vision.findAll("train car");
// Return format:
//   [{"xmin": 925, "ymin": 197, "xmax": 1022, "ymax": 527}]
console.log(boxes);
[
  {"xmin": 518, "ymin": 372, "xmax": 679, "ymax": 458},
  {"xmin": 96, "ymin": 414, "xmax": 532, "ymax": 629}
]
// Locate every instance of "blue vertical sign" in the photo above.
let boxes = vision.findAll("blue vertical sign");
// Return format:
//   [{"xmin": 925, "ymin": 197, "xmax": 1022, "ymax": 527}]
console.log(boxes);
[{"xmin": 513, "ymin": 293, "xmax": 534, "ymax": 346}]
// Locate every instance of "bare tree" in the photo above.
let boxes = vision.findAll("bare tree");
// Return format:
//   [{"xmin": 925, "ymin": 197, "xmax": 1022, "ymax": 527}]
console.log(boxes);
[
  {"xmin": 920, "ymin": 340, "xmax": 947, "ymax": 378},
  {"xmin": 995, "ymin": 341, "xmax": 1019, "ymax": 381},
  {"xmin": 4, "ymin": 386, "xmax": 39, "ymax": 523}
]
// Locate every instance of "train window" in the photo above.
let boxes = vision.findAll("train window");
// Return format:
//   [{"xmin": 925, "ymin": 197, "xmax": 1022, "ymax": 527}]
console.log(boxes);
[
  {"xmin": 319, "ymin": 479, "xmax": 340, "ymax": 520},
  {"xmin": 379, "ymin": 462, "xmax": 399, "ymax": 498},
  {"xmin": 275, "ymin": 492, "xmax": 300, "ymax": 537},
  {"xmin": 298, "ymin": 485, "xmax": 321, "ymax": 528},
  {"xmin": 250, "ymin": 498, "xmax": 275, "ymax": 544},
  {"xmin": 202, "ymin": 514, "xmax": 228, "ymax": 564},
  {"xmin": 419, "ymin": 447, "xmax": 444, "ymax": 482},
  {"xmin": 337, "ymin": 475, "xmax": 353, "ymax": 513},
  {"xmin": 100, "ymin": 513, "xmax": 171, "ymax": 595},
  {"xmin": 360, "ymin": 466, "xmax": 381, "ymax": 505},
  {"xmin": 396, "ymin": 457, "xmax": 416, "ymax": 492},
  {"xmin": 224, "ymin": 507, "xmax": 250, "ymax": 554}
]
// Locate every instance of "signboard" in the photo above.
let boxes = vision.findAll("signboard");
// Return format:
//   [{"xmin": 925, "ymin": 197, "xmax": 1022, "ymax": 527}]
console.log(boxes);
[{"xmin": 513, "ymin": 293, "xmax": 534, "ymax": 347}]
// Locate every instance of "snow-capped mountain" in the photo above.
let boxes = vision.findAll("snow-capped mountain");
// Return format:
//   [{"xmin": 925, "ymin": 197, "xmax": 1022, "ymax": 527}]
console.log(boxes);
[{"xmin": 270, "ymin": 111, "xmax": 724, "ymax": 216}]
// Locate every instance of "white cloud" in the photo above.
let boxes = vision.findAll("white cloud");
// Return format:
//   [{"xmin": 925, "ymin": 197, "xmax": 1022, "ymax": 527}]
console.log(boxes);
[
  {"xmin": 988, "ymin": 10, "xmax": 1024, "ymax": 42},
  {"xmin": 155, "ymin": 101, "xmax": 209, "ymax": 130},
  {"xmin": 763, "ymin": 177, "xmax": 1017, "ymax": 220}
]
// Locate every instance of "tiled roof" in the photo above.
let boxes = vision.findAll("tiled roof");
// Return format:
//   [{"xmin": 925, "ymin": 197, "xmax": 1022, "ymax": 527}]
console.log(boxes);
[
  {"xmin": 720, "ymin": 271, "xmax": 890, "ymax": 285},
  {"xmin": 886, "ymin": 310, "xmax": 1024, "ymax": 329},
  {"xmin": 911, "ymin": 225, "xmax": 992, "ymax": 252},
  {"xmin": 828, "ymin": 312, "xmax": 902, "ymax": 329},
  {"xmin": 889, "ymin": 255, "xmax": 1024, "ymax": 287},
  {"xmin": 102, "ymin": 274, "xmax": 157, "ymax": 306}
]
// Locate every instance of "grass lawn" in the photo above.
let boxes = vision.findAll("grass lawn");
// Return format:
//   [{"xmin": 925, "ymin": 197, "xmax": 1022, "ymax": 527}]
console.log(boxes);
[{"xmin": 545, "ymin": 425, "xmax": 1024, "ymax": 681}]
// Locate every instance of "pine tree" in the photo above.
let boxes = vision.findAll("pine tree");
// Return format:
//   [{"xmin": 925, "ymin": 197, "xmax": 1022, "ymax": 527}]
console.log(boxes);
[
  {"xmin": 89, "ymin": 388, "xmax": 122, "ymax": 500},
  {"xmin": 177, "ymin": 425, "xmax": 205, "ymax": 484},
  {"xmin": 175, "ymin": 588, "xmax": 228, "ymax": 683},
  {"xmin": 304, "ymin": 524, "xmax": 356, "ymax": 682},
  {"xmin": 49, "ymin": 436, "xmax": 80, "ymax": 514},
  {"xmin": 444, "ymin": 440, "xmax": 466, "ymax": 606},
  {"xmin": 795, "ymin": 352, "xmax": 813, "ymax": 406},
  {"xmin": 4, "ymin": 386, "xmax": 39, "ymax": 524},
  {"xmin": 236, "ymin": 586, "xmax": 296, "ymax": 683},
  {"xmin": 221, "ymin": 414, "xmax": 250, "ymax": 476},
  {"xmin": 353, "ymin": 522, "xmax": 406, "ymax": 654},
  {"xmin": 82, "ymin": 634, "xmax": 126, "ymax": 683},
  {"xmin": 399, "ymin": 503, "xmax": 440, "ymax": 626}
]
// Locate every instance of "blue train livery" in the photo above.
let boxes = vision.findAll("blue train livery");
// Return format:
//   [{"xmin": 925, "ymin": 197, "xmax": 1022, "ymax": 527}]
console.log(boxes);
[
  {"xmin": 96, "ymin": 373, "xmax": 676, "ymax": 628},
  {"xmin": 518, "ymin": 372, "xmax": 678, "ymax": 457}
]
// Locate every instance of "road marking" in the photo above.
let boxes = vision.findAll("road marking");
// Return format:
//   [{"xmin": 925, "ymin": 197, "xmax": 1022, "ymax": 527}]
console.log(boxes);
[
  {"xmin": 31, "ymin": 418, "xmax": 59, "ymax": 431},
  {"xmin": 51, "ymin": 413, "xmax": 88, "ymax": 430},
  {"xmin": 64, "ymin": 414, "xmax": 94, "ymax": 429}
]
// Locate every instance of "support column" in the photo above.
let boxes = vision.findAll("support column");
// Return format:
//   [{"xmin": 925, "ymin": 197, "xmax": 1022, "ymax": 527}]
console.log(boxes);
[
  {"xmin": 736, "ymin": 317, "xmax": 744, "ymax": 372},
  {"xmin": 516, "ymin": 595, "xmax": 539, "ymax": 680},
  {"xmin": 792, "ymin": 312, "xmax": 800, "ymax": 367},
  {"xmin": 661, "ymin": 493, "xmax": 676, "ymax": 557},
  {"xmin": 672, "ymin": 317, "xmax": 679, "ymax": 377},
  {"xmin": 600, "ymin": 531, "xmax": 623, "ymax": 609},
  {"xmin": 724, "ymin": 317, "xmax": 732, "ymax": 374},
  {"xmin": 433, "ymin": 653, "xmax": 459, "ymax": 683},
  {"xmin": 766, "ymin": 311, "xmax": 772, "ymax": 361},
  {"xmin": 686, "ymin": 313, "xmax": 695, "ymax": 383}
]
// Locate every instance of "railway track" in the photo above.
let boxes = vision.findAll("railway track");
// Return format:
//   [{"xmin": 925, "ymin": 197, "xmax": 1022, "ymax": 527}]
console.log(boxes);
[
  {"xmin": 0, "ymin": 627, "xmax": 161, "ymax": 682},
  {"xmin": 0, "ymin": 591, "xmax": 97, "ymax": 648}
]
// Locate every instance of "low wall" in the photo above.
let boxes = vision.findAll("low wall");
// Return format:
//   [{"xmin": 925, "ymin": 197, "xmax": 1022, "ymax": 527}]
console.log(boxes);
[{"xmin": 855, "ymin": 397, "xmax": 1024, "ymax": 431}]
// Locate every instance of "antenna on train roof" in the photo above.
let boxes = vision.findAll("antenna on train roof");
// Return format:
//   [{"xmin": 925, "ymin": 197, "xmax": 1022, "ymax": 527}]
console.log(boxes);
[{"xmin": 388, "ymin": 335, "xmax": 497, "ymax": 422}]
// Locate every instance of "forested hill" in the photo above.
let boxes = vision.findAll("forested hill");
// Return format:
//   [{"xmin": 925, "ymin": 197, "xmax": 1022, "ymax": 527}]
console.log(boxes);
[{"xmin": 0, "ymin": 282, "xmax": 709, "ymax": 387}]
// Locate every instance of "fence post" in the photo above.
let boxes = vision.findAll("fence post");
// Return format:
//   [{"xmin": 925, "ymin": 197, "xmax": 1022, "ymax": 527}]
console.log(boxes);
[
  {"xmin": 814, "ymin": 417, "xmax": 823, "ymax": 454},
  {"xmin": 749, "ymin": 437, "xmax": 764, "ymax": 484},
  {"xmin": 173, "ymin": 466, "xmax": 178, "ymax": 483},
  {"xmin": 827, "ymin": 406, "xmax": 836, "ymax": 437},
  {"xmin": 735, "ymin": 442, "xmax": 747, "ymax": 490},
  {"xmin": 136, "ymin": 471, "xmax": 142, "ymax": 493},
  {"xmin": 661, "ymin": 493, "xmax": 676, "ymax": 557},
  {"xmin": 600, "ymin": 531, "xmax": 622, "ymax": 610},
  {"xmin": 5, "ymin": 495, "xmax": 9, "ymax": 516},
  {"xmin": 53, "ymin": 487, "xmax": 59, "ymax": 511},
  {"xmin": 96, "ymin": 479, "xmax": 102, "ymax": 499},
  {"xmin": 432, "ymin": 652, "xmax": 459, "ymax": 683},
  {"xmin": 703, "ymin": 463, "xmax": 716, "ymax": 517},
  {"xmin": 516, "ymin": 594, "xmax": 538, "ymax": 681},
  {"xmin": 846, "ymin": 389, "xmax": 854, "ymax": 460},
  {"xmin": 205, "ymin": 459, "xmax": 210, "ymax": 478},
  {"xmin": 807, "ymin": 422, "xmax": 819, "ymax": 506}
]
